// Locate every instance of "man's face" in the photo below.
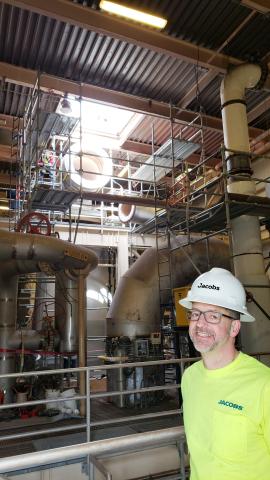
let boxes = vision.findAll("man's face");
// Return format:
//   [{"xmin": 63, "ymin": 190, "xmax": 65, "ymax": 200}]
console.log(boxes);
[{"xmin": 189, "ymin": 302, "xmax": 239, "ymax": 354}]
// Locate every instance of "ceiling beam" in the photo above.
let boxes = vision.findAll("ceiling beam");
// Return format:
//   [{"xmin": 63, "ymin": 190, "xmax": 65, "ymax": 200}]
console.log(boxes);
[
  {"xmin": 3, "ymin": 0, "xmax": 242, "ymax": 74},
  {"xmin": 247, "ymin": 97, "xmax": 270, "ymax": 123},
  {"xmin": 178, "ymin": 71, "xmax": 218, "ymax": 109},
  {"xmin": 0, "ymin": 62, "xmax": 263, "ymax": 138},
  {"xmin": 0, "ymin": 174, "xmax": 16, "ymax": 185},
  {"xmin": 178, "ymin": 11, "xmax": 257, "ymax": 109},
  {"xmin": 241, "ymin": 0, "xmax": 270, "ymax": 13},
  {"xmin": 0, "ymin": 114, "xmax": 18, "ymax": 130},
  {"xmin": 0, "ymin": 144, "xmax": 16, "ymax": 162}
]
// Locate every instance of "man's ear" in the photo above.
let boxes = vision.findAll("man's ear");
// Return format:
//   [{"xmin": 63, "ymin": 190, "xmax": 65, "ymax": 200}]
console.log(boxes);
[{"xmin": 230, "ymin": 319, "xmax": 241, "ymax": 338}]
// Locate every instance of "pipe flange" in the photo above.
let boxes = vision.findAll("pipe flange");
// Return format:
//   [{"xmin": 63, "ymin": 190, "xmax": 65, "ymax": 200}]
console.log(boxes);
[{"xmin": 226, "ymin": 153, "xmax": 253, "ymax": 175}]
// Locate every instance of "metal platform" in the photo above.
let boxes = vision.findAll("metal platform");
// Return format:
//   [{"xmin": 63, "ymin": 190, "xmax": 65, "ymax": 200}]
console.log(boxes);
[
  {"xmin": 176, "ymin": 193, "xmax": 270, "ymax": 233},
  {"xmin": 133, "ymin": 205, "xmax": 202, "ymax": 234},
  {"xmin": 31, "ymin": 187, "xmax": 79, "ymax": 212}
]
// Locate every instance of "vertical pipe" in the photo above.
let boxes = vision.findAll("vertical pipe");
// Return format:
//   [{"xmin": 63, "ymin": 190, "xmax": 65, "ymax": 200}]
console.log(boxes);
[
  {"xmin": 220, "ymin": 63, "xmax": 270, "ymax": 353},
  {"xmin": 86, "ymin": 368, "xmax": 91, "ymax": 442},
  {"xmin": 55, "ymin": 272, "xmax": 78, "ymax": 352},
  {"xmin": 78, "ymin": 274, "xmax": 86, "ymax": 416},
  {"xmin": 0, "ymin": 276, "xmax": 18, "ymax": 402}
]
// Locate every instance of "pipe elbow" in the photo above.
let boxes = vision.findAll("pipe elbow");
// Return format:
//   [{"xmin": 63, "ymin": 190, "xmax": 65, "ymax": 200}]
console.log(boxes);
[{"xmin": 221, "ymin": 63, "xmax": 262, "ymax": 104}]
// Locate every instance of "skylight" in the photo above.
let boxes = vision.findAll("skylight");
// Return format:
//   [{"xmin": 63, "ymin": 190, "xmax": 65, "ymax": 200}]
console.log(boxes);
[{"xmin": 57, "ymin": 96, "xmax": 142, "ymax": 149}]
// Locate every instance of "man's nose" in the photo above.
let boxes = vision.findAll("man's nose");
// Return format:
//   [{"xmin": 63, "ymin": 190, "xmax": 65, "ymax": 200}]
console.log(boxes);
[{"xmin": 196, "ymin": 312, "xmax": 207, "ymax": 326}]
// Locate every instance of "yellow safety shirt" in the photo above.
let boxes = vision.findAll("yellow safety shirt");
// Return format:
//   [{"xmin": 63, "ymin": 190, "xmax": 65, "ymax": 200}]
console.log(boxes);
[{"xmin": 181, "ymin": 351, "xmax": 270, "ymax": 480}]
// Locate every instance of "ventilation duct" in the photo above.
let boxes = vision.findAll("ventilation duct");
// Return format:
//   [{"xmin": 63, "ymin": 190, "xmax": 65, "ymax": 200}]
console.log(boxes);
[
  {"xmin": 118, "ymin": 204, "xmax": 155, "ymax": 224},
  {"xmin": 64, "ymin": 143, "xmax": 112, "ymax": 191}
]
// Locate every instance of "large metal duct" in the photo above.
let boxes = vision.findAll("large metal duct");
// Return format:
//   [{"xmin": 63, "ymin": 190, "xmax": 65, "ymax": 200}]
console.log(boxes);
[
  {"xmin": 0, "ymin": 229, "xmax": 98, "ymax": 400},
  {"xmin": 118, "ymin": 204, "xmax": 155, "ymax": 225},
  {"xmin": 107, "ymin": 236, "xmax": 229, "ymax": 338},
  {"xmin": 64, "ymin": 143, "xmax": 112, "ymax": 191},
  {"xmin": 220, "ymin": 63, "xmax": 270, "ymax": 353}
]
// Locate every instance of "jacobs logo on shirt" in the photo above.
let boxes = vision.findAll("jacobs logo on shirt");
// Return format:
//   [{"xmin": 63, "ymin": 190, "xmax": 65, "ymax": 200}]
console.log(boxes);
[{"xmin": 218, "ymin": 399, "xmax": 243, "ymax": 411}]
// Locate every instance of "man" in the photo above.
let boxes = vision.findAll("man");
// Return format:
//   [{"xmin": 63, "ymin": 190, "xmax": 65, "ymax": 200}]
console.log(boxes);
[{"xmin": 179, "ymin": 267, "xmax": 270, "ymax": 480}]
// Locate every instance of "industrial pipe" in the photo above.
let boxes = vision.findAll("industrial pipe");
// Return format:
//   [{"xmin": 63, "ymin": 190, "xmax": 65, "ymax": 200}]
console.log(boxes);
[
  {"xmin": 0, "ymin": 229, "xmax": 98, "ymax": 401},
  {"xmin": 107, "ymin": 236, "xmax": 229, "ymax": 338},
  {"xmin": 220, "ymin": 63, "xmax": 270, "ymax": 353},
  {"xmin": 118, "ymin": 204, "xmax": 155, "ymax": 224},
  {"xmin": 78, "ymin": 273, "xmax": 87, "ymax": 416},
  {"xmin": 0, "ymin": 426, "xmax": 184, "ymax": 473}
]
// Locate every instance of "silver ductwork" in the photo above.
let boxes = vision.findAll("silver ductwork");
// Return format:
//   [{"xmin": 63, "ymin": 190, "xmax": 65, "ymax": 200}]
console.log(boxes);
[
  {"xmin": 118, "ymin": 204, "xmax": 155, "ymax": 224},
  {"xmin": 107, "ymin": 236, "xmax": 229, "ymax": 338},
  {"xmin": 0, "ymin": 229, "xmax": 98, "ymax": 400},
  {"xmin": 220, "ymin": 63, "xmax": 270, "ymax": 353}
]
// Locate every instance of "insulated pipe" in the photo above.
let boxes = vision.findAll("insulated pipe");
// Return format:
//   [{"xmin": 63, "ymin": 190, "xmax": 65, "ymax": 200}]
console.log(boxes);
[
  {"xmin": 0, "ymin": 229, "xmax": 96, "ymax": 268},
  {"xmin": 107, "ymin": 236, "xmax": 229, "ymax": 338},
  {"xmin": 78, "ymin": 274, "xmax": 87, "ymax": 416},
  {"xmin": 32, "ymin": 272, "xmax": 50, "ymax": 332},
  {"xmin": 220, "ymin": 63, "xmax": 270, "ymax": 353},
  {"xmin": 55, "ymin": 272, "xmax": 79, "ymax": 353},
  {"xmin": 0, "ymin": 229, "xmax": 98, "ymax": 401},
  {"xmin": 55, "ymin": 270, "xmax": 88, "ymax": 415},
  {"xmin": 118, "ymin": 204, "xmax": 155, "ymax": 224}
]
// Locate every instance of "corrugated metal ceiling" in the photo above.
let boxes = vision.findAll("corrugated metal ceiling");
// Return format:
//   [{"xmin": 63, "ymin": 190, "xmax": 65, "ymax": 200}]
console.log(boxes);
[
  {"xmin": 0, "ymin": 0, "xmax": 269, "ymax": 160},
  {"xmin": 0, "ymin": 2, "xmax": 207, "ymax": 107}
]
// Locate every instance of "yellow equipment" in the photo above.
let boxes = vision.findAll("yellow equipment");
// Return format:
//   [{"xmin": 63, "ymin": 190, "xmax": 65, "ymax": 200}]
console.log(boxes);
[{"xmin": 173, "ymin": 286, "xmax": 190, "ymax": 327}]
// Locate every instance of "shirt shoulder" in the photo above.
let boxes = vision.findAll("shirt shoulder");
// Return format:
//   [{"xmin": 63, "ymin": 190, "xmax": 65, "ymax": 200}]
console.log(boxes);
[
  {"xmin": 240, "ymin": 353, "xmax": 270, "ymax": 379},
  {"xmin": 181, "ymin": 360, "xmax": 202, "ymax": 388}
]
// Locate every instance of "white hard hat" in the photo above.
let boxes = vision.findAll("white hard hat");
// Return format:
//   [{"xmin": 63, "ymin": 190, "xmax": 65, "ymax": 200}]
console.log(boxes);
[{"xmin": 179, "ymin": 267, "xmax": 255, "ymax": 322}]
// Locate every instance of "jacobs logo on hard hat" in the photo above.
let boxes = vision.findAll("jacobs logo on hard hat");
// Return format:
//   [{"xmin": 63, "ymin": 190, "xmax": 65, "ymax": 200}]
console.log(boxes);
[
  {"xmin": 197, "ymin": 283, "xmax": 220, "ymax": 290},
  {"xmin": 179, "ymin": 267, "xmax": 255, "ymax": 322}
]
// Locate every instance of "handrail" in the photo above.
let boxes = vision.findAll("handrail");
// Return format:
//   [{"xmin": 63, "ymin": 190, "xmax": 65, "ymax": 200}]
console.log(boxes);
[
  {"xmin": 0, "ymin": 357, "xmax": 197, "ymax": 443},
  {"xmin": 0, "ymin": 357, "xmax": 199, "ymax": 380},
  {"xmin": 0, "ymin": 426, "xmax": 185, "ymax": 474}
]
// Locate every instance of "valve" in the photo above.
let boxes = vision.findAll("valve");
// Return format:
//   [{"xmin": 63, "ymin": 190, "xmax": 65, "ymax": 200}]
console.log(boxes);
[{"xmin": 16, "ymin": 212, "xmax": 51, "ymax": 236}]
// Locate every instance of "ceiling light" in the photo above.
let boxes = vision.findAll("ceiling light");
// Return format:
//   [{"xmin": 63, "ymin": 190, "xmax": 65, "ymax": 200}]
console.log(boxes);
[
  {"xmin": 59, "ymin": 96, "xmax": 73, "ymax": 115},
  {"xmin": 99, "ymin": 1, "xmax": 167, "ymax": 29}
]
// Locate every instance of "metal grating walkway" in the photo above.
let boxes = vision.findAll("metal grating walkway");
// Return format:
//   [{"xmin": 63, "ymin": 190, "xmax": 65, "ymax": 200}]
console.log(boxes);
[
  {"xmin": 176, "ymin": 193, "xmax": 270, "ymax": 233},
  {"xmin": 31, "ymin": 187, "xmax": 79, "ymax": 213}
]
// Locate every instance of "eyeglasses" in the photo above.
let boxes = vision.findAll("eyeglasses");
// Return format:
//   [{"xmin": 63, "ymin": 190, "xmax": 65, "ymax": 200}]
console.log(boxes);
[{"xmin": 187, "ymin": 309, "xmax": 236, "ymax": 324}]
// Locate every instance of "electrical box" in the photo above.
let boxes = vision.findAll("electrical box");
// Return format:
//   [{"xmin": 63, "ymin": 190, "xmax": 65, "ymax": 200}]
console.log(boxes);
[
  {"xmin": 150, "ymin": 332, "xmax": 161, "ymax": 345},
  {"xmin": 173, "ymin": 286, "xmax": 190, "ymax": 327}
]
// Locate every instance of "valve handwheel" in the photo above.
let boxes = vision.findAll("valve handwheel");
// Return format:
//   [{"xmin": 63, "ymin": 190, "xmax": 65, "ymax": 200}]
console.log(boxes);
[{"xmin": 16, "ymin": 212, "xmax": 51, "ymax": 236}]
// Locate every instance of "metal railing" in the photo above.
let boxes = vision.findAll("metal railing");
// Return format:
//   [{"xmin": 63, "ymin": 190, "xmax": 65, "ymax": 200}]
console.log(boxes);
[
  {"xmin": 0, "ymin": 357, "xmax": 198, "ymax": 444},
  {"xmin": 0, "ymin": 426, "xmax": 186, "ymax": 479}
]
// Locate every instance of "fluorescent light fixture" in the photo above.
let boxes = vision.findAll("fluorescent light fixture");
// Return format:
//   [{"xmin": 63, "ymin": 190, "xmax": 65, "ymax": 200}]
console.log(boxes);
[
  {"xmin": 100, "ymin": 1, "xmax": 167, "ymax": 29},
  {"xmin": 0, "ymin": 205, "xmax": 9, "ymax": 211}
]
